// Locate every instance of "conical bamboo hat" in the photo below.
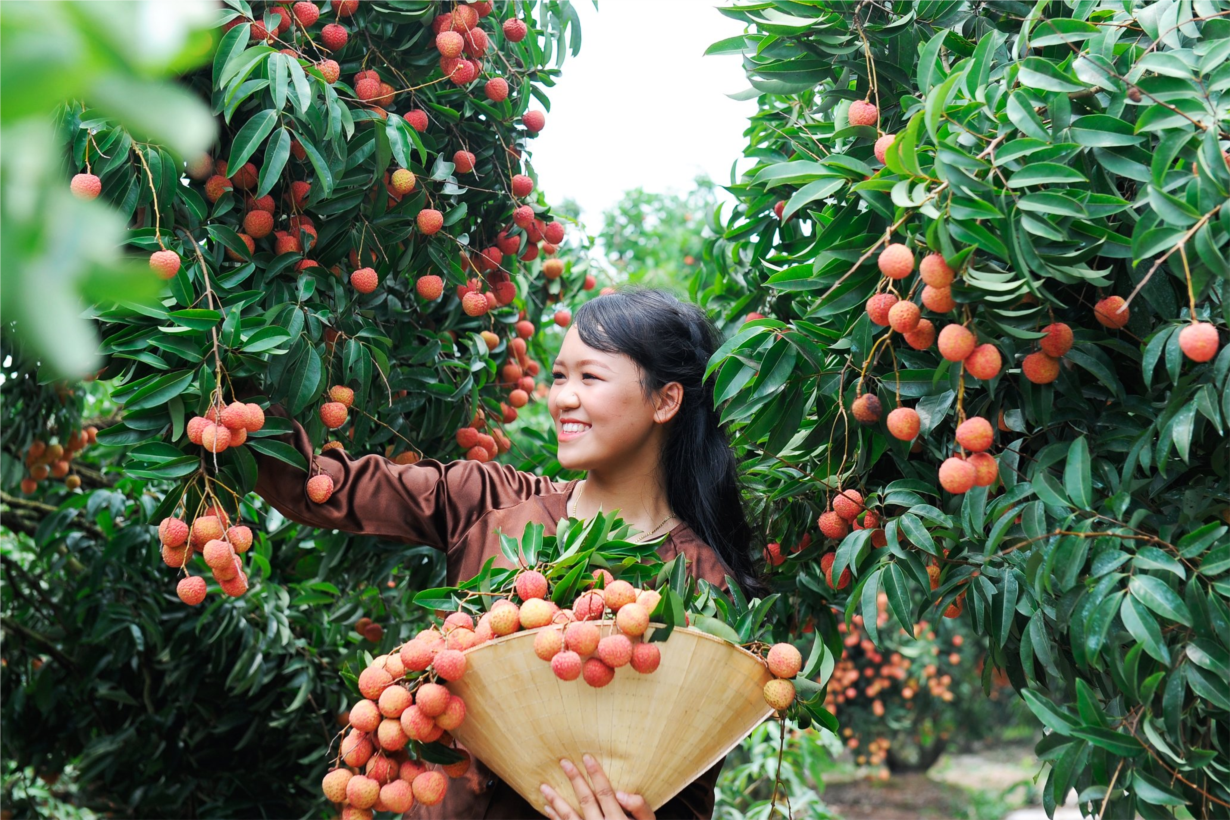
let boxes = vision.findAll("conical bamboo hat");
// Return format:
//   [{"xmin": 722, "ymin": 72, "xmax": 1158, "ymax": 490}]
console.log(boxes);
[{"xmin": 445, "ymin": 620, "xmax": 774, "ymax": 814}]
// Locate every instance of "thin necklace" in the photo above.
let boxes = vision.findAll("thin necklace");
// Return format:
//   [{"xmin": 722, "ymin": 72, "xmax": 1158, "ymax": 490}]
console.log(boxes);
[{"xmin": 569, "ymin": 480, "xmax": 676, "ymax": 543}]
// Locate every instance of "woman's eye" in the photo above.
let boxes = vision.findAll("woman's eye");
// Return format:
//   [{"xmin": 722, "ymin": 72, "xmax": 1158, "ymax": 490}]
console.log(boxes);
[
  {"xmin": 582, "ymin": 373, "xmax": 597, "ymax": 380},
  {"xmin": 551, "ymin": 372, "xmax": 563, "ymax": 380}
]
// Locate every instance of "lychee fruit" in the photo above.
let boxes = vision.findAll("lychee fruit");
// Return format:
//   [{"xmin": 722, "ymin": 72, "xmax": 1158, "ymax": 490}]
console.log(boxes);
[
  {"xmin": 351, "ymin": 267, "xmax": 378, "ymax": 294},
  {"xmin": 765, "ymin": 542, "xmax": 784, "ymax": 566},
  {"xmin": 921, "ymin": 285, "xmax": 955, "ymax": 313},
  {"xmin": 865, "ymin": 293, "xmax": 898, "ymax": 326},
  {"xmin": 417, "ymin": 209, "xmax": 443, "ymax": 235},
  {"xmin": 351, "ymin": 698, "xmax": 382, "ymax": 732},
  {"xmin": 573, "ymin": 591, "xmax": 605, "ymax": 620},
  {"xmin": 201, "ymin": 423, "xmax": 231, "ymax": 453},
  {"xmin": 320, "ymin": 22, "xmax": 348, "ymax": 51},
  {"xmin": 848, "ymin": 100, "xmax": 878, "ymax": 127},
  {"xmin": 405, "ymin": 109, "xmax": 428, "ymax": 132},
  {"xmin": 767, "ymin": 642, "xmax": 802, "ymax": 678},
  {"xmin": 399, "ymin": 639, "xmax": 434, "ymax": 671},
  {"xmin": 519, "ymin": 598, "xmax": 553, "ymax": 629},
  {"xmin": 307, "ymin": 474, "xmax": 334, "ymax": 503},
  {"xmin": 937, "ymin": 324, "xmax": 976, "ymax": 362},
  {"xmin": 320, "ymin": 401, "xmax": 348, "ymax": 428},
  {"xmin": 503, "ymin": 17, "xmax": 528, "ymax": 42},
  {"xmin": 888, "ymin": 300, "xmax": 921, "ymax": 333},
  {"xmin": 414, "ymin": 274, "xmax": 443, "ymax": 301},
  {"xmin": 939, "ymin": 457, "xmax": 976, "ymax": 494},
  {"xmin": 341, "ymin": 729, "xmax": 373, "ymax": 767},
  {"xmin": 874, "ymin": 133, "xmax": 895, "ymax": 164},
  {"xmin": 964, "ymin": 344, "xmax": 1002, "ymax": 380},
  {"xmin": 515, "ymin": 570, "xmax": 548, "ymax": 600},
  {"xmin": 226, "ymin": 525, "xmax": 253, "ymax": 553},
  {"xmin": 535, "ymin": 627, "xmax": 565, "ymax": 661},
  {"xmin": 1022, "ymin": 351, "xmax": 1060, "ymax": 384},
  {"xmin": 877, "ymin": 243, "xmax": 914, "ymax": 280},
  {"xmin": 543, "ymin": 258, "xmax": 564, "ymax": 279},
  {"xmin": 919, "ymin": 253, "xmax": 954, "ymax": 287},
  {"xmin": 763, "ymin": 678, "xmax": 795, "ymax": 711},
  {"xmin": 597, "ymin": 634, "xmax": 633, "ymax": 668},
  {"xmin": 552, "ymin": 649, "xmax": 582, "ymax": 680},
  {"xmin": 436, "ymin": 30, "xmax": 464, "ymax": 57},
  {"xmin": 818, "ymin": 510, "xmax": 849, "ymax": 540},
  {"xmin": 582, "ymin": 657, "xmax": 615, "ymax": 687},
  {"xmin": 415, "ymin": 682, "xmax": 450, "ymax": 718},
  {"xmin": 1039, "ymin": 322, "xmax": 1074, "ymax": 357},
  {"xmin": 398, "ymin": 704, "xmax": 436, "ymax": 742},
  {"xmin": 462, "ymin": 291, "xmax": 489, "ymax": 317},
  {"xmin": 602, "ymin": 580, "xmax": 637, "ymax": 611},
  {"xmin": 433, "ymin": 648, "xmax": 467, "ymax": 681},
  {"xmin": 317, "ymin": 59, "xmax": 339, "ymax": 84},
  {"xmin": 160, "ymin": 517, "xmax": 189, "ymax": 547},
  {"xmin": 435, "ymin": 694, "xmax": 467, "ymax": 731},
  {"xmin": 615, "ymin": 602, "xmax": 649, "ymax": 637},
  {"xmin": 511, "ymin": 174, "xmax": 534, "ymax": 198},
  {"xmin": 1094, "ymin": 296, "xmax": 1129, "ymax": 329},
  {"xmin": 150, "ymin": 250, "xmax": 181, "ymax": 279},
  {"xmin": 358, "ymin": 665, "xmax": 393, "ymax": 701},
  {"xmin": 565, "ymin": 621, "xmax": 600, "ymax": 656},
  {"xmin": 485, "ymin": 77, "xmax": 508, "ymax": 102},
  {"xmin": 177, "ymin": 576, "xmax": 207, "ymax": 605},
  {"xmin": 554, "ymin": 309, "xmax": 571, "ymax": 327},
  {"xmin": 322, "ymin": 768, "xmax": 353, "ymax": 803},
  {"xmin": 346, "ymin": 775, "xmax": 380, "ymax": 810},
  {"xmin": 412, "ymin": 771, "xmax": 447, "ymax": 806},
  {"xmin": 820, "ymin": 552, "xmax": 851, "ymax": 589},
  {"xmin": 522, "ymin": 110, "xmax": 545, "ymax": 134},
  {"xmin": 71, "ymin": 172, "xmax": 103, "ymax": 200},
  {"xmin": 488, "ymin": 604, "xmax": 520, "ymax": 636},
  {"xmin": 1179, "ymin": 322, "xmax": 1219, "ymax": 362},
  {"xmin": 904, "ymin": 318, "xmax": 936, "ymax": 350},
  {"xmin": 630, "ymin": 642, "xmax": 660, "ymax": 674},
  {"xmin": 452, "ymin": 151, "xmax": 477, "ymax": 175},
  {"xmin": 189, "ymin": 515, "xmax": 224, "ymax": 549},
  {"xmin": 380, "ymin": 780, "xmax": 414, "ymax": 813},
  {"xmin": 832, "ymin": 489, "xmax": 863, "ymax": 522},
  {"xmin": 851, "ymin": 393, "xmax": 881, "ymax": 423},
  {"xmin": 886, "ymin": 407, "xmax": 920, "ymax": 441},
  {"xmin": 967, "ymin": 452, "xmax": 999, "ymax": 487},
  {"xmin": 389, "ymin": 168, "xmax": 416, "ymax": 195},
  {"xmin": 636, "ymin": 589, "xmax": 661, "ymax": 614},
  {"xmin": 955, "ymin": 417, "xmax": 993, "ymax": 452}
]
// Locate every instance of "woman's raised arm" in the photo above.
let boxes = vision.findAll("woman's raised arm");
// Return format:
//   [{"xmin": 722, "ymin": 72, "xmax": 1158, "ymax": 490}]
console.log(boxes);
[{"xmin": 251, "ymin": 402, "xmax": 560, "ymax": 549}]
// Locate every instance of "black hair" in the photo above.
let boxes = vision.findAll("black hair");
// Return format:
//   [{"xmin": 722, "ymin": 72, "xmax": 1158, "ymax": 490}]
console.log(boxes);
[{"xmin": 572, "ymin": 287, "xmax": 771, "ymax": 601}]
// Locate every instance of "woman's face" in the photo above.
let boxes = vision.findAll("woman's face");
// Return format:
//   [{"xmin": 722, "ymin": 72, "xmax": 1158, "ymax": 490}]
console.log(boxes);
[{"xmin": 548, "ymin": 325, "xmax": 679, "ymax": 472}]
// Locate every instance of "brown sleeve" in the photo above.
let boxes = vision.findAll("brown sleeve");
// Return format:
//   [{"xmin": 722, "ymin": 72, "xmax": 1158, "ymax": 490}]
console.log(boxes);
[
  {"xmin": 252, "ymin": 402, "xmax": 560, "ymax": 549},
  {"xmin": 655, "ymin": 758, "xmax": 725, "ymax": 820}
]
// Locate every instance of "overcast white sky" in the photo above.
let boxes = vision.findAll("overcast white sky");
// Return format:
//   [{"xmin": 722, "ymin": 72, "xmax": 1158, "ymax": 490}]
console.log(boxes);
[{"xmin": 529, "ymin": 0, "xmax": 755, "ymax": 230}]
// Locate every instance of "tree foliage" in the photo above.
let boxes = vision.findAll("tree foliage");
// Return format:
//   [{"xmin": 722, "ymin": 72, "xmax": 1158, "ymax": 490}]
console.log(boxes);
[{"xmin": 698, "ymin": 2, "xmax": 1229, "ymax": 817}]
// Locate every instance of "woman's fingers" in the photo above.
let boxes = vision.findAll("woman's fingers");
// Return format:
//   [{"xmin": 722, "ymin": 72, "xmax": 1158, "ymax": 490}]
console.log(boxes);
[
  {"xmin": 580, "ymin": 754, "xmax": 631, "ymax": 819},
  {"xmin": 615, "ymin": 791, "xmax": 656, "ymax": 820},
  {"xmin": 557, "ymin": 758, "xmax": 606, "ymax": 820},
  {"xmin": 540, "ymin": 782, "xmax": 579, "ymax": 820}
]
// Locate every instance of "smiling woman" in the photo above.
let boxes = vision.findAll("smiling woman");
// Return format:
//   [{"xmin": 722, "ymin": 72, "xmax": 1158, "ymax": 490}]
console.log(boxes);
[{"xmin": 247, "ymin": 286, "xmax": 768, "ymax": 819}]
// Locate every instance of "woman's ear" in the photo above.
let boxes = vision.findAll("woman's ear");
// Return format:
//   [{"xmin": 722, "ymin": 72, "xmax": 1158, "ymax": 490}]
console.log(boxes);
[{"xmin": 653, "ymin": 382, "xmax": 685, "ymax": 424}]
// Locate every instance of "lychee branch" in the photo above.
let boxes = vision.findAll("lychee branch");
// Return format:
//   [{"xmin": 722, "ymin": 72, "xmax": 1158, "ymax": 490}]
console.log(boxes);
[
  {"xmin": 132, "ymin": 143, "xmax": 166, "ymax": 251},
  {"xmin": 1121, "ymin": 205, "xmax": 1220, "ymax": 311}
]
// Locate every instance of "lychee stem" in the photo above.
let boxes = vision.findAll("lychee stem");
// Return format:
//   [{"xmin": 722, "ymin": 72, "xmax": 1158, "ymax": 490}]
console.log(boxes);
[
  {"xmin": 1180, "ymin": 244, "xmax": 1197, "ymax": 319},
  {"xmin": 133, "ymin": 144, "xmax": 166, "ymax": 250}
]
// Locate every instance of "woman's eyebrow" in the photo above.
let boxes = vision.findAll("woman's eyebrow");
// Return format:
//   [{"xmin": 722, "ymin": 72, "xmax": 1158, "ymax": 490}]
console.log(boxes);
[{"xmin": 552, "ymin": 358, "xmax": 609, "ymax": 369}]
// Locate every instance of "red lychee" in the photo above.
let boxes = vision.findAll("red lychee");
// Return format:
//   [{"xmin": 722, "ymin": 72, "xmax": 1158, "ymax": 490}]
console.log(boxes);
[
  {"xmin": 462, "ymin": 291, "xmax": 489, "ymax": 317},
  {"xmin": 201, "ymin": 423, "xmax": 231, "ymax": 453},
  {"xmin": 511, "ymin": 174, "xmax": 534, "ymax": 198},
  {"xmin": 522, "ymin": 110, "xmax": 545, "ymax": 134},
  {"xmin": 150, "ymin": 250, "xmax": 181, "ymax": 280},
  {"xmin": 1179, "ymin": 322, "xmax": 1219, "ymax": 362},
  {"xmin": 70, "ymin": 173, "xmax": 102, "ymax": 200},
  {"xmin": 764, "ymin": 678, "xmax": 796, "ymax": 711},
  {"xmin": 767, "ymin": 642, "xmax": 802, "ymax": 678},
  {"xmin": 1022, "ymin": 351, "xmax": 1060, "ymax": 384},
  {"xmin": 1039, "ymin": 323, "xmax": 1074, "ymax": 357},
  {"xmin": 888, "ymin": 300, "xmax": 921, "ymax": 333},
  {"xmin": 820, "ymin": 552, "xmax": 851, "ymax": 589},
  {"xmin": 597, "ymin": 634, "xmax": 633, "ymax": 668},
  {"xmin": 874, "ymin": 133, "xmax": 895, "ymax": 164},
  {"xmin": 159, "ymin": 517, "xmax": 189, "ymax": 547},
  {"xmin": 832, "ymin": 489, "xmax": 863, "ymax": 522},
  {"xmin": 630, "ymin": 642, "xmax": 660, "ymax": 674},
  {"xmin": 485, "ymin": 76, "xmax": 509, "ymax": 102},
  {"xmin": 307, "ymin": 474, "xmax": 334, "ymax": 503},
  {"xmin": 919, "ymin": 253, "xmax": 954, "ymax": 287},
  {"xmin": 886, "ymin": 407, "xmax": 920, "ymax": 441},
  {"xmin": 405, "ymin": 109, "xmax": 428, "ymax": 132},
  {"xmin": 818, "ymin": 510, "xmax": 849, "ymax": 540},
  {"xmin": 904, "ymin": 318, "xmax": 936, "ymax": 350},
  {"xmin": 939, "ymin": 457, "xmax": 976, "ymax": 494},
  {"xmin": 433, "ymin": 648, "xmax": 467, "ymax": 681},
  {"xmin": 554, "ymin": 309, "xmax": 571, "ymax": 327},
  {"xmin": 921, "ymin": 285, "xmax": 955, "ymax": 313},
  {"xmin": 320, "ymin": 401, "xmax": 348, "ymax": 428},
  {"xmin": 878, "ymin": 243, "xmax": 914, "ymax": 280},
  {"xmin": 552, "ymin": 649, "xmax": 582, "ymax": 680},
  {"xmin": 503, "ymin": 18, "xmax": 528, "ymax": 42},
  {"xmin": 967, "ymin": 452, "xmax": 999, "ymax": 487},
  {"xmin": 436, "ymin": 30, "xmax": 464, "ymax": 57},
  {"xmin": 955, "ymin": 417, "xmax": 993, "ymax": 452},
  {"xmin": 227, "ymin": 525, "xmax": 253, "ymax": 553},
  {"xmin": 243, "ymin": 210, "xmax": 273, "ymax": 239},
  {"xmin": 321, "ymin": 22, "xmax": 348, "ymax": 51},
  {"xmin": 866, "ymin": 293, "xmax": 898, "ymax": 326},
  {"xmin": 964, "ymin": 344, "xmax": 1002, "ymax": 380},
  {"xmin": 565, "ymin": 621, "xmax": 600, "ymax": 656},
  {"xmin": 851, "ymin": 393, "xmax": 882, "ymax": 423},
  {"xmin": 1094, "ymin": 296, "xmax": 1129, "ymax": 329},
  {"xmin": 937, "ymin": 324, "xmax": 976, "ymax": 362},
  {"xmin": 848, "ymin": 100, "xmax": 878, "ymax": 126},
  {"xmin": 454, "ymin": 150, "xmax": 476, "ymax": 173},
  {"xmin": 417, "ymin": 209, "xmax": 443, "ymax": 234},
  {"xmin": 515, "ymin": 570, "xmax": 548, "ymax": 601},
  {"xmin": 177, "ymin": 576, "xmax": 207, "ymax": 605},
  {"xmin": 583, "ymin": 657, "xmax": 615, "ymax": 687}
]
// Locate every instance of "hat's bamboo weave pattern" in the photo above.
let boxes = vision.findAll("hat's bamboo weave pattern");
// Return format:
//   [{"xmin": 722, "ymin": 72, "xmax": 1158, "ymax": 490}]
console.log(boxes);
[{"xmin": 446, "ymin": 620, "xmax": 775, "ymax": 813}]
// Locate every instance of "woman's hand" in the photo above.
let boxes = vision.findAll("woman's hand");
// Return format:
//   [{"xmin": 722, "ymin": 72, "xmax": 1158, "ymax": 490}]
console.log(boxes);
[{"xmin": 540, "ymin": 754, "xmax": 655, "ymax": 820}]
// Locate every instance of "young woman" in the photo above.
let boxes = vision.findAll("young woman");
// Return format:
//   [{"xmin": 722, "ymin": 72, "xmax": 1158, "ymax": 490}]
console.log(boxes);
[{"xmin": 252, "ymin": 288, "xmax": 767, "ymax": 820}]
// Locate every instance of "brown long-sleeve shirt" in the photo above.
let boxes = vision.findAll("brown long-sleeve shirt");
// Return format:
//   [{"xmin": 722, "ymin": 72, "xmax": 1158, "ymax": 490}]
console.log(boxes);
[{"xmin": 252, "ymin": 405, "xmax": 735, "ymax": 819}]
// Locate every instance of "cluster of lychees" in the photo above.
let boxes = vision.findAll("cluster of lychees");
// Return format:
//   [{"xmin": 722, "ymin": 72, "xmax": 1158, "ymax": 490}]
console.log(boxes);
[
  {"xmin": 19, "ymin": 427, "xmax": 97, "ymax": 495},
  {"xmin": 325, "ymin": 642, "xmax": 469, "ymax": 816},
  {"xmin": 761, "ymin": 642, "xmax": 803, "ymax": 712},
  {"xmin": 528, "ymin": 572, "xmax": 664, "ymax": 686},
  {"xmin": 159, "ymin": 506, "xmax": 255, "ymax": 605},
  {"xmin": 187, "ymin": 401, "xmax": 266, "ymax": 454}
]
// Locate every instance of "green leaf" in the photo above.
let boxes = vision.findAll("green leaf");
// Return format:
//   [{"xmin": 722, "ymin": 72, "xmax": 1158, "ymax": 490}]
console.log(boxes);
[
  {"xmin": 1063, "ymin": 437, "xmax": 1092, "ymax": 509},
  {"xmin": 1128, "ymin": 575, "xmax": 1192, "ymax": 627},
  {"xmin": 1020, "ymin": 689, "xmax": 1080, "ymax": 736},
  {"xmin": 1007, "ymin": 163, "xmax": 1089, "ymax": 187},
  {"xmin": 1120, "ymin": 594, "xmax": 1171, "ymax": 664},
  {"xmin": 246, "ymin": 439, "xmax": 308, "ymax": 471},
  {"xmin": 256, "ymin": 128, "xmax": 291, "ymax": 199},
  {"xmin": 883, "ymin": 563, "xmax": 915, "ymax": 638},
  {"xmin": 691, "ymin": 615, "xmax": 740, "ymax": 643},
  {"xmin": 226, "ymin": 109, "xmax": 278, "ymax": 176},
  {"xmin": 287, "ymin": 344, "xmax": 323, "ymax": 414}
]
